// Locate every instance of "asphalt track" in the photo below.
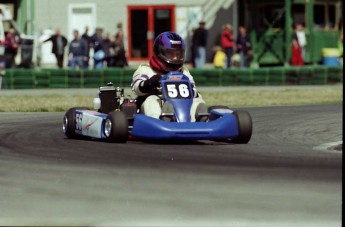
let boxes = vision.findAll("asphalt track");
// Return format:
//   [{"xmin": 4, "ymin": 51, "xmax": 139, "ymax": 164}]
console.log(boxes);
[{"xmin": 0, "ymin": 104, "xmax": 342, "ymax": 226}]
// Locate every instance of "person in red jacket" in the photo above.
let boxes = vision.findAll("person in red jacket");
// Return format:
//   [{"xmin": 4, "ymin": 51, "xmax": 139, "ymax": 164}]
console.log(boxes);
[
  {"xmin": 221, "ymin": 23, "xmax": 234, "ymax": 68},
  {"xmin": 291, "ymin": 38, "xmax": 304, "ymax": 66},
  {"xmin": 4, "ymin": 28, "xmax": 20, "ymax": 68}
]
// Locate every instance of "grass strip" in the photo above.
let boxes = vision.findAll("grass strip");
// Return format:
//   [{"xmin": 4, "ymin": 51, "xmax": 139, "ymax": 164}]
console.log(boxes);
[{"xmin": 0, "ymin": 86, "xmax": 342, "ymax": 112}]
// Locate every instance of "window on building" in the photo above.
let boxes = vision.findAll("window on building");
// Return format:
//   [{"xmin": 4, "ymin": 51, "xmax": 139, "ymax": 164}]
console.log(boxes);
[
  {"xmin": 313, "ymin": 3, "xmax": 337, "ymax": 30},
  {"xmin": 328, "ymin": 4, "xmax": 336, "ymax": 28},
  {"xmin": 314, "ymin": 4, "xmax": 326, "ymax": 29}
]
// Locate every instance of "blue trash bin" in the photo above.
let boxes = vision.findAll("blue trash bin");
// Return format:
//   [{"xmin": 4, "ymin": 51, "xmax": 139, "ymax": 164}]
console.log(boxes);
[{"xmin": 322, "ymin": 48, "xmax": 340, "ymax": 66}]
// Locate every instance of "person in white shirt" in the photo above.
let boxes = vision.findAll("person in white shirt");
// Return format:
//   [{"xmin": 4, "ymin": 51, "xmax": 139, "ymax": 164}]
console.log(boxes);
[{"xmin": 131, "ymin": 32, "xmax": 207, "ymax": 121}]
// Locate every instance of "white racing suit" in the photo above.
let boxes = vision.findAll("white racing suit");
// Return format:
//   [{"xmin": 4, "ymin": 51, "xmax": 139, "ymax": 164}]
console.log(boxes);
[{"xmin": 131, "ymin": 64, "xmax": 206, "ymax": 122}]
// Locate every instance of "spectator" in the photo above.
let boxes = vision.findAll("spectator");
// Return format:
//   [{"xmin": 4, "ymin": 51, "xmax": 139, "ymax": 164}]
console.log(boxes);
[
  {"xmin": 189, "ymin": 28, "xmax": 196, "ymax": 68},
  {"xmin": 293, "ymin": 23, "xmax": 307, "ymax": 60},
  {"xmin": 91, "ymin": 27, "xmax": 105, "ymax": 69},
  {"xmin": 192, "ymin": 21, "xmax": 208, "ymax": 68},
  {"xmin": 68, "ymin": 30, "xmax": 88, "ymax": 69},
  {"xmin": 102, "ymin": 32, "xmax": 112, "ymax": 67},
  {"xmin": 91, "ymin": 27, "xmax": 103, "ymax": 53},
  {"xmin": 81, "ymin": 26, "xmax": 93, "ymax": 68},
  {"xmin": 221, "ymin": 23, "xmax": 234, "ymax": 68},
  {"xmin": 212, "ymin": 46, "xmax": 226, "ymax": 69},
  {"xmin": 291, "ymin": 38, "xmax": 304, "ymax": 66},
  {"xmin": 115, "ymin": 22, "xmax": 125, "ymax": 48},
  {"xmin": 110, "ymin": 22, "xmax": 128, "ymax": 67},
  {"xmin": 4, "ymin": 28, "xmax": 20, "ymax": 68},
  {"xmin": 236, "ymin": 26, "xmax": 252, "ymax": 68},
  {"xmin": 42, "ymin": 27, "xmax": 68, "ymax": 68},
  {"xmin": 109, "ymin": 37, "xmax": 128, "ymax": 68}
]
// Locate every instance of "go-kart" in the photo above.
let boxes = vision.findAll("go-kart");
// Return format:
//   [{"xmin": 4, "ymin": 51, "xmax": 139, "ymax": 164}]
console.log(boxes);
[{"xmin": 63, "ymin": 71, "xmax": 252, "ymax": 143}]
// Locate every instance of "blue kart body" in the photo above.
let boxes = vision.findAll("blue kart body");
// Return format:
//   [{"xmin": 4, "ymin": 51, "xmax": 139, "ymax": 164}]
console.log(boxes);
[
  {"xmin": 130, "ymin": 71, "xmax": 240, "ymax": 140},
  {"xmin": 63, "ymin": 71, "xmax": 251, "ymax": 143},
  {"xmin": 131, "ymin": 113, "xmax": 239, "ymax": 140}
]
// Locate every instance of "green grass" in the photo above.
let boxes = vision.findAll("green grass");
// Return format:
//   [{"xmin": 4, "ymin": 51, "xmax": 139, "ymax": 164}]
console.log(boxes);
[
  {"xmin": 202, "ymin": 87, "xmax": 343, "ymax": 107},
  {"xmin": 0, "ymin": 86, "xmax": 342, "ymax": 112}
]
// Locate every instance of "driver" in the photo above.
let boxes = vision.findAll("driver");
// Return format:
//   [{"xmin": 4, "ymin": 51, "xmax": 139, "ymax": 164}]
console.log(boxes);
[{"xmin": 131, "ymin": 31, "xmax": 207, "ymax": 121}]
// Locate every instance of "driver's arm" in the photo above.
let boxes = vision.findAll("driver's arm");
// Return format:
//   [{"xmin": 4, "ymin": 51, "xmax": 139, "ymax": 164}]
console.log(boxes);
[{"xmin": 131, "ymin": 64, "xmax": 160, "ymax": 96}]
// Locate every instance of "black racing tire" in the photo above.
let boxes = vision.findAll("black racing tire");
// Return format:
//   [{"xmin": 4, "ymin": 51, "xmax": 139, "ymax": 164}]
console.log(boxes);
[
  {"xmin": 104, "ymin": 111, "xmax": 128, "ymax": 143},
  {"xmin": 232, "ymin": 110, "xmax": 252, "ymax": 144},
  {"xmin": 63, "ymin": 107, "xmax": 90, "ymax": 139}
]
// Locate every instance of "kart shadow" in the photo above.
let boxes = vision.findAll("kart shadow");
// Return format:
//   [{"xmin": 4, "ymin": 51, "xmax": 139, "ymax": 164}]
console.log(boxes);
[
  {"xmin": 63, "ymin": 136, "xmax": 235, "ymax": 145},
  {"xmin": 137, "ymin": 138, "xmax": 234, "ymax": 145}
]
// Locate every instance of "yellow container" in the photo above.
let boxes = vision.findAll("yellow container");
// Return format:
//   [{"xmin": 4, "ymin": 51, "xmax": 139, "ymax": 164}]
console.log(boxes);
[{"xmin": 321, "ymin": 48, "xmax": 341, "ymax": 57}]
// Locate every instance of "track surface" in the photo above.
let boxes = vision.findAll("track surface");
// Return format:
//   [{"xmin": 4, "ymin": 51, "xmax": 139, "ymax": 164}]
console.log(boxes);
[{"xmin": 0, "ymin": 104, "xmax": 342, "ymax": 226}]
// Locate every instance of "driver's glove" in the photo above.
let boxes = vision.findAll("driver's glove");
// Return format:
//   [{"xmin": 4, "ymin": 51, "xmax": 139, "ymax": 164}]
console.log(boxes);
[{"xmin": 139, "ymin": 74, "xmax": 161, "ymax": 93}]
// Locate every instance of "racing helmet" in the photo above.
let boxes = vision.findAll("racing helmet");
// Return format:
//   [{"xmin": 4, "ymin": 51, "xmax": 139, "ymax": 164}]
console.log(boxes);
[{"xmin": 152, "ymin": 32, "xmax": 185, "ymax": 72}]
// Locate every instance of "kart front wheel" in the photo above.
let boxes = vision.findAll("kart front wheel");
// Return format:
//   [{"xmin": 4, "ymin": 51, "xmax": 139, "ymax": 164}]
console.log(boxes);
[
  {"xmin": 232, "ymin": 110, "xmax": 252, "ymax": 144},
  {"xmin": 104, "ymin": 111, "xmax": 128, "ymax": 143},
  {"xmin": 63, "ymin": 107, "xmax": 90, "ymax": 139}
]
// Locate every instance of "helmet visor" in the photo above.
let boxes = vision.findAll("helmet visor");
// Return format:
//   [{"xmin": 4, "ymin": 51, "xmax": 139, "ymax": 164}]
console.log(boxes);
[{"xmin": 159, "ymin": 48, "xmax": 185, "ymax": 65}]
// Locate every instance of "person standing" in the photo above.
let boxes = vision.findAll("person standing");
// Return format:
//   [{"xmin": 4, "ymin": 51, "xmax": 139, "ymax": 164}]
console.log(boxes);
[
  {"xmin": 291, "ymin": 38, "xmax": 304, "ymax": 66},
  {"xmin": 221, "ymin": 24, "xmax": 234, "ymax": 68},
  {"xmin": 192, "ymin": 21, "xmax": 208, "ymax": 68},
  {"xmin": 91, "ymin": 27, "xmax": 105, "ymax": 69},
  {"xmin": 42, "ymin": 27, "xmax": 68, "ymax": 68},
  {"xmin": 68, "ymin": 30, "xmax": 88, "ymax": 69},
  {"xmin": 102, "ymin": 32, "xmax": 113, "ymax": 67},
  {"xmin": 115, "ymin": 22, "xmax": 125, "ymax": 49},
  {"xmin": 293, "ymin": 23, "xmax": 307, "ymax": 60},
  {"xmin": 236, "ymin": 26, "xmax": 252, "ymax": 68},
  {"xmin": 109, "ymin": 36, "xmax": 128, "ymax": 67},
  {"xmin": 4, "ymin": 28, "xmax": 20, "ymax": 68},
  {"xmin": 113, "ymin": 22, "xmax": 128, "ymax": 67},
  {"xmin": 81, "ymin": 26, "xmax": 92, "ymax": 69}
]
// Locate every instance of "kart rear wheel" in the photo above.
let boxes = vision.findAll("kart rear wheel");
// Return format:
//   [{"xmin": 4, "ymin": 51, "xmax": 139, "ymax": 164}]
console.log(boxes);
[
  {"xmin": 63, "ymin": 107, "xmax": 90, "ymax": 139},
  {"xmin": 104, "ymin": 111, "xmax": 128, "ymax": 143},
  {"xmin": 232, "ymin": 110, "xmax": 252, "ymax": 144}
]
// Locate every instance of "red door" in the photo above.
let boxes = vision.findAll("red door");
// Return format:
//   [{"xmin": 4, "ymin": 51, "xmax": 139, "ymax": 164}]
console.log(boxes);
[{"xmin": 127, "ymin": 5, "xmax": 175, "ymax": 62}]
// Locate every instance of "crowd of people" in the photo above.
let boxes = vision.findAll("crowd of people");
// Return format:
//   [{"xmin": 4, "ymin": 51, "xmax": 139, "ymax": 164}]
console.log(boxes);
[
  {"xmin": 3, "ymin": 20, "xmax": 342, "ymax": 70},
  {"xmin": 190, "ymin": 21, "xmax": 343, "ymax": 69},
  {"xmin": 190, "ymin": 21, "xmax": 253, "ymax": 69},
  {"xmin": 3, "ymin": 22, "xmax": 128, "ymax": 69},
  {"xmin": 42, "ymin": 22, "xmax": 128, "ymax": 69}
]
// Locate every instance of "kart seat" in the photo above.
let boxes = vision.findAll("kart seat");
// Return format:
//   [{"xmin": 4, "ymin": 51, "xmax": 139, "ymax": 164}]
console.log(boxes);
[{"xmin": 99, "ymin": 84, "xmax": 119, "ymax": 114}]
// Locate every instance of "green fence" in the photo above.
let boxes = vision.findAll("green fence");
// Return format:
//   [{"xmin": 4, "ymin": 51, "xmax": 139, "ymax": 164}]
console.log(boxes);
[{"xmin": 1, "ymin": 66, "xmax": 342, "ymax": 89}]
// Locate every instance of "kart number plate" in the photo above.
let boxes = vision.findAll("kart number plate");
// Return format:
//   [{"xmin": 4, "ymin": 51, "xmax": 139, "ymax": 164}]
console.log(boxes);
[{"xmin": 164, "ymin": 82, "xmax": 192, "ymax": 99}]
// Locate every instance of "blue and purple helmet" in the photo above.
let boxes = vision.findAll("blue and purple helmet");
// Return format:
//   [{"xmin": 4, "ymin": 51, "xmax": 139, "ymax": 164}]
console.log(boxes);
[{"xmin": 153, "ymin": 32, "xmax": 185, "ymax": 72}]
